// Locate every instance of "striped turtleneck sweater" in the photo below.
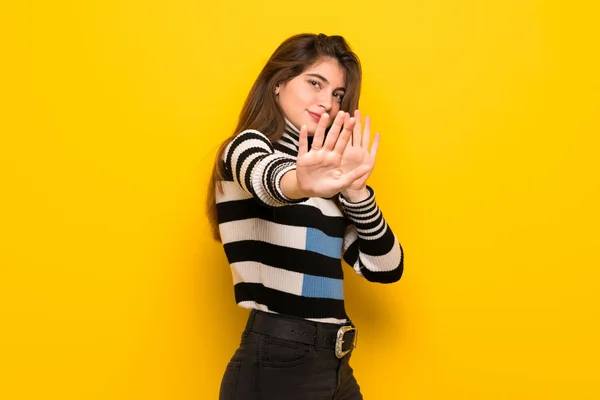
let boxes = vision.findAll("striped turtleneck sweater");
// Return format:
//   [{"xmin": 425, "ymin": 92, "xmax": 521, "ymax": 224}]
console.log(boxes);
[{"xmin": 215, "ymin": 119, "xmax": 404, "ymax": 324}]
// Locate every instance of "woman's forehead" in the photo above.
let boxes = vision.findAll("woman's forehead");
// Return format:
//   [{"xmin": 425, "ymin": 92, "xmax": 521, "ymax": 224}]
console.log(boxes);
[{"xmin": 302, "ymin": 59, "xmax": 345, "ymax": 88}]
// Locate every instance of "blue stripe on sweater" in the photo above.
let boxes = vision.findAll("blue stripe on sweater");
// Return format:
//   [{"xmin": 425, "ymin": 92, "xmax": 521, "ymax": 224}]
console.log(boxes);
[
  {"xmin": 301, "ymin": 274, "xmax": 344, "ymax": 300},
  {"xmin": 305, "ymin": 228, "xmax": 343, "ymax": 259}
]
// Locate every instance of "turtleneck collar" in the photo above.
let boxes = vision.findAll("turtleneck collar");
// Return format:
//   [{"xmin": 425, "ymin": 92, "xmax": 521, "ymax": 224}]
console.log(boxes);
[
  {"xmin": 284, "ymin": 118, "xmax": 300, "ymax": 139},
  {"xmin": 283, "ymin": 118, "xmax": 314, "ymax": 152}
]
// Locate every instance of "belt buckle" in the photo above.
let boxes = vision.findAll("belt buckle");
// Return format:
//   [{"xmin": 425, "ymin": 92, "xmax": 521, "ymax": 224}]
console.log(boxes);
[{"xmin": 335, "ymin": 326, "xmax": 358, "ymax": 359}]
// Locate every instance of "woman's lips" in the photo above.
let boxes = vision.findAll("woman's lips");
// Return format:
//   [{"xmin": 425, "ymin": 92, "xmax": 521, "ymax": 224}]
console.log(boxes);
[{"xmin": 308, "ymin": 111, "xmax": 321, "ymax": 122}]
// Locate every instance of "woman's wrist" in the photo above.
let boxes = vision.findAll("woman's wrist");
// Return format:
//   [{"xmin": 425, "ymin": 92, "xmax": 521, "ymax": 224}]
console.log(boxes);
[
  {"xmin": 280, "ymin": 170, "xmax": 308, "ymax": 200},
  {"xmin": 340, "ymin": 187, "xmax": 370, "ymax": 203}
]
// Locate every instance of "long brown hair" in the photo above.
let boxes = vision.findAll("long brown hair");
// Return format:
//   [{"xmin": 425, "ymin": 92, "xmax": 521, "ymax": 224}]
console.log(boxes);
[{"xmin": 207, "ymin": 33, "xmax": 362, "ymax": 241}]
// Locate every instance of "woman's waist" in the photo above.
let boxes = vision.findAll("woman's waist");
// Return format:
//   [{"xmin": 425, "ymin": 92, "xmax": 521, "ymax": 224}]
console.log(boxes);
[{"xmin": 244, "ymin": 309, "xmax": 358, "ymax": 358}]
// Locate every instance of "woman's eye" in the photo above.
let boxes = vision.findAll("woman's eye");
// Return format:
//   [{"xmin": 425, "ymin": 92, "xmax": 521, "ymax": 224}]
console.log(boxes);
[
  {"xmin": 309, "ymin": 80, "xmax": 320, "ymax": 88},
  {"xmin": 334, "ymin": 93, "xmax": 344, "ymax": 102}
]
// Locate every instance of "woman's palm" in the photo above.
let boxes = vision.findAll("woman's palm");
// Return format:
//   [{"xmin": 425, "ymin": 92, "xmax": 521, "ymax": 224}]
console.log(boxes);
[
  {"xmin": 295, "ymin": 110, "xmax": 379, "ymax": 197},
  {"xmin": 342, "ymin": 111, "xmax": 379, "ymax": 190}
]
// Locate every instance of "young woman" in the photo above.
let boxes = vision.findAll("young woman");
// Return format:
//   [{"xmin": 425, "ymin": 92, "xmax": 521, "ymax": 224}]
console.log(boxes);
[{"xmin": 207, "ymin": 33, "xmax": 404, "ymax": 400}]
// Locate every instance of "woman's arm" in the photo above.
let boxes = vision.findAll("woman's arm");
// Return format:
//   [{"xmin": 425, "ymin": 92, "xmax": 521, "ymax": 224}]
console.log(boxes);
[
  {"xmin": 341, "ymin": 186, "xmax": 404, "ymax": 283},
  {"xmin": 223, "ymin": 129, "xmax": 307, "ymax": 207},
  {"xmin": 224, "ymin": 112, "xmax": 370, "ymax": 206}
]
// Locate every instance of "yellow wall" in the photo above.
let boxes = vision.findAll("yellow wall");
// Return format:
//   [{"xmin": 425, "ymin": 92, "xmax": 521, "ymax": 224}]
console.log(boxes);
[{"xmin": 1, "ymin": 1, "xmax": 599, "ymax": 398}]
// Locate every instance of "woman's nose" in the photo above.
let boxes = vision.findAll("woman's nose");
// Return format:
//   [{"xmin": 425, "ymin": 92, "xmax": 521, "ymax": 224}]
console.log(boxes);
[{"xmin": 318, "ymin": 91, "xmax": 333, "ymax": 112}]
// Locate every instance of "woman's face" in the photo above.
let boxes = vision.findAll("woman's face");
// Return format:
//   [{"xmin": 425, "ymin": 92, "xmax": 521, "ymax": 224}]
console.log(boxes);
[{"xmin": 276, "ymin": 57, "xmax": 346, "ymax": 135}]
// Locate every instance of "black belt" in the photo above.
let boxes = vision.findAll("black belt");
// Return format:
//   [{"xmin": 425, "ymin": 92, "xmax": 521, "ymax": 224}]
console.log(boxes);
[{"xmin": 245, "ymin": 310, "xmax": 358, "ymax": 358}]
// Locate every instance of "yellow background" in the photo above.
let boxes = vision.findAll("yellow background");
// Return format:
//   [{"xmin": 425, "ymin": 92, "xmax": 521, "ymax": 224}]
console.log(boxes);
[{"xmin": 1, "ymin": 0, "xmax": 599, "ymax": 398}]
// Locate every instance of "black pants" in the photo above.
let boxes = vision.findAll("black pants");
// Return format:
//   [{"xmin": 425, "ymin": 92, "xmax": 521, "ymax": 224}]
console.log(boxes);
[{"xmin": 219, "ymin": 310, "xmax": 363, "ymax": 400}]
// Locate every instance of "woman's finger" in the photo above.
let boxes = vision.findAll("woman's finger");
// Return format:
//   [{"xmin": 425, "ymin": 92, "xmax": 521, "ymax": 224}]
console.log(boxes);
[
  {"xmin": 322, "ymin": 111, "xmax": 346, "ymax": 151},
  {"xmin": 369, "ymin": 132, "xmax": 381, "ymax": 161},
  {"xmin": 298, "ymin": 124, "xmax": 309, "ymax": 156},
  {"xmin": 341, "ymin": 164, "xmax": 371, "ymax": 188},
  {"xmin": 362, "ymin": 116, "xmax": 371, "ymax": 148},
  {"xmin": 333, "ymin": 115, "xmax": 355, "ymax": 154},
  {"xmin": 353, "ymin": 110, "xmax": 362, "ymax": 147},
  {"xmin": 310, "ymin": 113, "xmax": 329, "ymax": 150}
]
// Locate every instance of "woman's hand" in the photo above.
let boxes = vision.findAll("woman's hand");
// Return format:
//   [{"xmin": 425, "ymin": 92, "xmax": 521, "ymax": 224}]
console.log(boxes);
[
  {"xmin": 340, "ymin": 110, "xmax": 380, "ymax": 197},
  {"xmin": 293, "ymin": 111, "xmax": 371, "ymax": 199}
]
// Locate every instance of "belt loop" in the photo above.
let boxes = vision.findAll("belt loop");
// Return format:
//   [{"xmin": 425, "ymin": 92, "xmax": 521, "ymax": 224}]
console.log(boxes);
[
  {"xmin": 314, "ymin": 321, "xmax": 320, "ymax": 346},
  {"xmin": 245, "ymin": 309, "xmax": 258, "ymax": 332},
  {"xmin": 315, "ymin": 322, "xmax": 323, "ymax": 346}
]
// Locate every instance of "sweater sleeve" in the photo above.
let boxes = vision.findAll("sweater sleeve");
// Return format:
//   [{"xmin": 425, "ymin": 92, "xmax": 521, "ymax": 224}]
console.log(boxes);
[
  {"xmin": 222, "ymin": 129, "xmax": 308, "ymax": 207},
  {"xmin": 340, "ymin": 186, "xmax": 404, "ymax": 283}
]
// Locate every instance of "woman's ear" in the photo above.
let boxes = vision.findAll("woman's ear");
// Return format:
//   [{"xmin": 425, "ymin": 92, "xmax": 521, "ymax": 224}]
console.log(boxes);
[{"xmin": 275, "ymin": 85, "xmax": 280, "ymax": 95}]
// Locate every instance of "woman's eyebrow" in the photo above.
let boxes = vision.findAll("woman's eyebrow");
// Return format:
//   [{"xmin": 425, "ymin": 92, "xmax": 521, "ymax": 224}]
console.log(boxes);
[{"xmin": 305, "ymin": 73, "xmax": 346, "ymax": 91}]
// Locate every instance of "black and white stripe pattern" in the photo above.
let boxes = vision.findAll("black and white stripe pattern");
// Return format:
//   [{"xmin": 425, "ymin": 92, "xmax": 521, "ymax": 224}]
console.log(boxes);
[
  {"xmin": 217, "ymin": 119, "xmax": 404, "ymax": 323},
  {"xmin": 224, "ymin": 129, "xmax": 304, "ymax": 207},
  {"xmin": 340, "ymin": 187, "xmax": 404, "ymax": 282}
]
